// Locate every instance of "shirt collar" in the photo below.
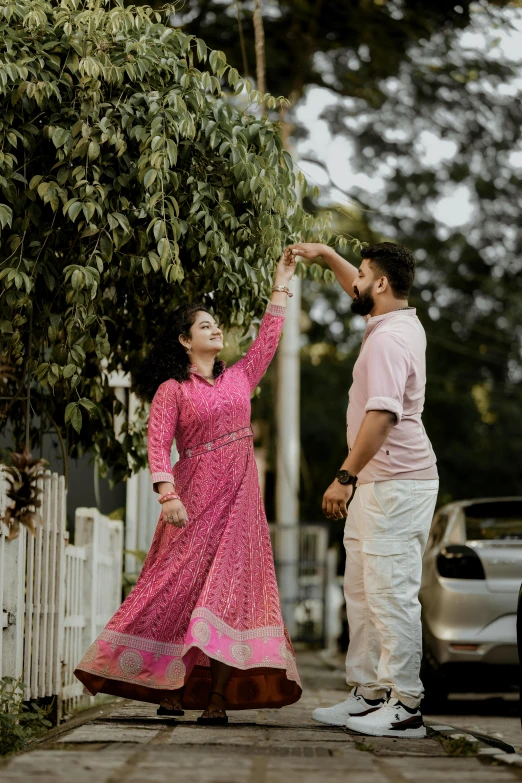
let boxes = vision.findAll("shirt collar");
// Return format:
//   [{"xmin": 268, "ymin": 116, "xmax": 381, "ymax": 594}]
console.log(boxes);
[{"xmin": 364, "ymin": 307, "xmax": 416, "ymax": 336}]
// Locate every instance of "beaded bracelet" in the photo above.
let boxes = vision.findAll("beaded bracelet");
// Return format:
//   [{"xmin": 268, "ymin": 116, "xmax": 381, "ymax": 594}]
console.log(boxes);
[
  {"xmin": 158, "ymin": 491, "xmax": 180, "ymax": 504},
  {"xmin": 272, "ymin": 285, "xmax": 293, "ymax": 297}
]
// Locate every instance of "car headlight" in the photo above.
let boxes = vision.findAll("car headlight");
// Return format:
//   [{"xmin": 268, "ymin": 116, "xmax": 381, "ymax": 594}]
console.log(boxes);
[{"xmin": 436, "ymin": 545, "xmax": 486, "ymax": 580}]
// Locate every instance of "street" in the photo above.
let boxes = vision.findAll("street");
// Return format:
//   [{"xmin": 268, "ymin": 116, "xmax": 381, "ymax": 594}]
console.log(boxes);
[{"xmin": 1, "ymin": 652, "xmax": 520, "ymax": 783}]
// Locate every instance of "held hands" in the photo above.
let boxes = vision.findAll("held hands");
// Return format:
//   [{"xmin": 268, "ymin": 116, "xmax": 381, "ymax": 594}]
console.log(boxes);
[
  {"xmin": 161, "ymin": 498, "xmax": 188, "ymax": 529},
  {"xmin": 285, "ymin": 243, "xmax": 330, "ymax": 264},
  {"xmin": 322, "ymin": 480, "xmax": 354, "ymax": 521}
]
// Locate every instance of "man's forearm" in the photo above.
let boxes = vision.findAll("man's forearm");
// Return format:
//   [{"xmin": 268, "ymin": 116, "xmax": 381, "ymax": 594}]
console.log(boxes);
[
  {"xmin": 322, "ymin": 247, "xmax": 359, "ymax": 299},
  {"xmin": 341, "ymin": 411, "xmax": 396, "ymax": 476}
]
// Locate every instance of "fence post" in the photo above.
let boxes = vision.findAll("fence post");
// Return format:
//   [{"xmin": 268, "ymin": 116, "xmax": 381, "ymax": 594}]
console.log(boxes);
[
  {"xmin": 109, "ymin": 520, "xmax": 124, "ymax": 612},
  {"xmin": 74, "ymin": 508, "xmax": 97, "ymax": 654},
  {"xmin": 54, "ymin": 475, "xmax": 67, "ymax": 722},
  {"xmin": 1, "ymin": 530, "xmax": 26, "ymax": 681}
]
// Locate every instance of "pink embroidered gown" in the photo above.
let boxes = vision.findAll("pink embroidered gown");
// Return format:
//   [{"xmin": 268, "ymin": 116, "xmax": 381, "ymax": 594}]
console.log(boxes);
[{"xmin": 74, "ymin": 303, "xmax": 302, "ymax": 709}]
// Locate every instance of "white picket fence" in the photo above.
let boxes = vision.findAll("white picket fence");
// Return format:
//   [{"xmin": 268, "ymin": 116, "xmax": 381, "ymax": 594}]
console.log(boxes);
[{"xmin": 0, "ymin": 469, "xmax": 123, "ymax": 719}]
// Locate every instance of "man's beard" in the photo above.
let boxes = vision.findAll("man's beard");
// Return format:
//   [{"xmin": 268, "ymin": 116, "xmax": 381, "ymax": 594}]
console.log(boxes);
[{"xmin": 351, "ymin": 288, "xmax": 375, "ymax": 316}]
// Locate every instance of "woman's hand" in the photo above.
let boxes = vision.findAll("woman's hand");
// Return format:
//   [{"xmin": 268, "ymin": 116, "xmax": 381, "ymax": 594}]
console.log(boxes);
[
  {"xmin": 161, "ymin": 498, "xmax": 188, "ymax": 529},
  {"xmin": 274, "ymin": 248, "xmax": 296, "ymax": 285}
]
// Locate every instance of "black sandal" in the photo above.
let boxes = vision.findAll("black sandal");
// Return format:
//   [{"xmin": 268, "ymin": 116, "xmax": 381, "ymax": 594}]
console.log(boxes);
[
  {"xmin": 157, "ymin": 691, "xmax": 185, "ymax": 717},
  {"xmin": 157, "ymin": 705, "xmax": 184, "ymax": 716},
  {"xmin": 197, "ymin": 691, "xmax": 229, "ymax": 725}
]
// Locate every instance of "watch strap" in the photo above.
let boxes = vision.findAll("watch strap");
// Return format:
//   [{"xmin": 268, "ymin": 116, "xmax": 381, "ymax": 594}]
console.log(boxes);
[{"xmin": 336, "ymin": 469, "xmax": 358, "ymax": 486}]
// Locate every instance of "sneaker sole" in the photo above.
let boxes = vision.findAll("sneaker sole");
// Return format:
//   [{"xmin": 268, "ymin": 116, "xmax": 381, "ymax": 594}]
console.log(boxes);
[
  {"xmin": 346, "ymin": 725, "xmax": 427, "ymax": 739},
  {"xmin": 312, "ymin": 712, "xmax": 348, "ymax": 727},
  {"xmin": 312, "ymin": 705, "xmax": 381, "ymax": 727}
]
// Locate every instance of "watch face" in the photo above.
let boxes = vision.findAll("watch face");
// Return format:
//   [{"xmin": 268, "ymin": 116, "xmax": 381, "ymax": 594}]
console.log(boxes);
[{"xmin": 337, "ymin": 470, "xmax": 351, "ymax": 484}]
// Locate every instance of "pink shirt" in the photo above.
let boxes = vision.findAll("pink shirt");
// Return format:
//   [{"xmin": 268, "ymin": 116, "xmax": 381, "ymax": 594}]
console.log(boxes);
[{"xmin": 347, "ymin": 308, "xmax": 438, "ymax": 485}]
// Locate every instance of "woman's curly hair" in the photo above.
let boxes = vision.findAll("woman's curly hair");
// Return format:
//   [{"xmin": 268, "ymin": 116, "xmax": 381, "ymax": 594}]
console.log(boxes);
[{"xmin": 131, "ymin": 303, "xmax": 225, "ymax": 403}]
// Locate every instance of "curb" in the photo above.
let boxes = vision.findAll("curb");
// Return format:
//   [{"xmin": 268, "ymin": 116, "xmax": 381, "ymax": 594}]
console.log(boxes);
[{"xmin": 427, "ymin": 723, "xmax": 520, "ymax": 767}]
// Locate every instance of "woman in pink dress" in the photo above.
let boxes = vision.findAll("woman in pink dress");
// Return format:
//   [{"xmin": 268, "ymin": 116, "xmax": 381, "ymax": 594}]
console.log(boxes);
[{"xmin": 74, "ymin": 251, "xmax": 302, "ymax": 723}]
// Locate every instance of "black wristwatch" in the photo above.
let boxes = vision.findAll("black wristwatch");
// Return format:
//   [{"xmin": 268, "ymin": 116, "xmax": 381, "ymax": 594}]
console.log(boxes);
[{"xmin": 336, "ymin": 469, "xmax": 358, "ymax": 486}]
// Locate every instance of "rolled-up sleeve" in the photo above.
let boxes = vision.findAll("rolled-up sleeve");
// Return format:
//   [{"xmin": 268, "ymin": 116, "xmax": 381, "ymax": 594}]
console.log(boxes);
[{"xmin": 364, "ymin": 333, "xmax": 411, "ymax": 424}]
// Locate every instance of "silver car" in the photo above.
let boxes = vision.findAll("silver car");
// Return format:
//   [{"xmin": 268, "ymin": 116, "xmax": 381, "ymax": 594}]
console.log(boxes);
[{"xmin": 420, "ymin": 496, "xmax": 521, "ymax": 704}]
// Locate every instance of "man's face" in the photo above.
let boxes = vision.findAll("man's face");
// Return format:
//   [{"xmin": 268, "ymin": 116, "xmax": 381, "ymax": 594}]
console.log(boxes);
[{"xmin": 351, "ymin": 258, "xmax": 376, "ymax": 316}]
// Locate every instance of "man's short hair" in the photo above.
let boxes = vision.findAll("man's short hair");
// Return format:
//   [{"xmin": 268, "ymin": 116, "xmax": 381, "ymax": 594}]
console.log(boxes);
[{"xmin": 361, "ymin": 242, "xmax": 416, "ymax": 299}]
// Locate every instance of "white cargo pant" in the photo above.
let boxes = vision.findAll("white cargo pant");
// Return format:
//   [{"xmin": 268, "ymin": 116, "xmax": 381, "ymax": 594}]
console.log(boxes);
[{"xmin": 343, "ymin": 479, "xmax": 439, "ymax": 708}]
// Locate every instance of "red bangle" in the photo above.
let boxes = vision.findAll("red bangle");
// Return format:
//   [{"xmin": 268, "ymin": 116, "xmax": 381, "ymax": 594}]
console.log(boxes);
[{"xmin": 158, "ymin": 492, "xmax": 180, "ymax": 504}]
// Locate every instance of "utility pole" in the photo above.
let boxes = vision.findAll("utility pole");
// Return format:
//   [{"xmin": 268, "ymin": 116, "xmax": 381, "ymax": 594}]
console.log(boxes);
[
  {"xmin": 252, "ymin": 0, "xmax": 300, "ymax": 635},
  {"xmin": 275, "ymin": 277, "xmax": 301, "ymax": 635}
]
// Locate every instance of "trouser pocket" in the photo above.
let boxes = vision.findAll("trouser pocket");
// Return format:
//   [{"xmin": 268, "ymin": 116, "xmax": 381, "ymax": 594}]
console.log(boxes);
[{"xmin": 362, "ymin": 538, "xmax": 409, "ymax": 593}]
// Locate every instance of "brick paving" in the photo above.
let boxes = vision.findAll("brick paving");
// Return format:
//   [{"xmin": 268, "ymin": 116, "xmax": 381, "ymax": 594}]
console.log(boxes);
[{"xmin": 1, "ymin": 652, "xmax": 521, "ymax": 783}]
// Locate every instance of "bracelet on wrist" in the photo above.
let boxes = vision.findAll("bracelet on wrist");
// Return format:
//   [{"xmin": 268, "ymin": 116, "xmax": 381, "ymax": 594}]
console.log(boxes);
[
  {"xmin": 272, "ymin": 285, "xmax": 293, "ymax": 297},
  {"xmin": 158, "ymin": 491, "xmax": 180, "ymax": 504}
]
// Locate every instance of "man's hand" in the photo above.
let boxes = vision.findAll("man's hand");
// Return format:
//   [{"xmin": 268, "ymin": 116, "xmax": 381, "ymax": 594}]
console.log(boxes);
[
  {"xmin": 285, "ymin": 243, "xmax": 330, "ymax": 263},
  {"xmin": 322, "ymin": 480, "xmax": 354, "ymax": 520},
  {"xmin": 286, "ymin": 242, "xmax": 358, "ymax": 299}
]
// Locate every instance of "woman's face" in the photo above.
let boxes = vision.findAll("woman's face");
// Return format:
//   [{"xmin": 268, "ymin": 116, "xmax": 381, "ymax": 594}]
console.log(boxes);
[{"xmin": 182, "ymin": 311, "xmax": 223, "ymax": 356}]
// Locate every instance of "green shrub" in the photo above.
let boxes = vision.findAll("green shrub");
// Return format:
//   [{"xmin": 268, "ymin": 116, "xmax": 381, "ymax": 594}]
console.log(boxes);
[
  {"xmin": 0, "ymin": 0, "xmax": 333, "ymax": 479},
  {"xmin": 0, "ymin": 677, "xmax": 53, "ymax": 757}
]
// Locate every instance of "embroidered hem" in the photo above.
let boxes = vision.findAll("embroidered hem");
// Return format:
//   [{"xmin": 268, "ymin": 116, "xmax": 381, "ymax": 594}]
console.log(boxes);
[{"xmin": 75, "ymin": 607, "xmax": 301, "ymax": 696}]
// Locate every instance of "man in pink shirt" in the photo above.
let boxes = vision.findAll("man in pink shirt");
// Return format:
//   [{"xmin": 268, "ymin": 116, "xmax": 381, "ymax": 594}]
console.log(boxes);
[{"xmin": 287, "ymin": 241, "xmax": 438, "ymax": 739}]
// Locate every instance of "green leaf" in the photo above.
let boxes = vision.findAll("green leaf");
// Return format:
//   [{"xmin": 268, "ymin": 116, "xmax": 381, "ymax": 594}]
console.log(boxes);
[
  {"xmin": 196, "ymin": 38, "xmax": 207, "ymax": 62},
  {"xmin": 158, "ymin": 237, "xmax": 170, "ymax": 263},
  {"xmin": 53, "ymin": 128, "xmax": 70, "ymax": 148},
  {"xmin": 63, "ymin": 364, "xmax": 76, "ymax": 379},
  {"xmin": 65, "ymin": 402, "xmax": 77, "ymax": 423},
  {"xmin": 71, "ymin": 406, "xmax": 82, "ymax": 434},
  {"xmin": 0, "ymin": 204, "xmax": 13, "ymax": 230},
  {"xmin": 79, "ymin": 398, "xmax": 97, "ymax": 414},
  {"xmin": 29, "ymin": 175, "xmax": 43, "ymax": 190},
  {"xmin": 144, "ymin": 169, "xmax": 157, "ymax": 188},
  {"xmin": 88, "ymin": 141, "xmax": 100, "ymax": 160}
]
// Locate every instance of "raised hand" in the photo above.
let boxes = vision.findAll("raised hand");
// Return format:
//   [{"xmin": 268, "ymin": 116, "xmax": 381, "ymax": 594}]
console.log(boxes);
[
  {"xmin": 274, "ymin": 248, "xmax": 297, "ymax": 284},
  {"xmin": 285, "ymin": 242, "xmax": 359, "ymax": 299},
  {"xmin": 285, "ymin": 243, "xmax": 329, "ymax": 263}
]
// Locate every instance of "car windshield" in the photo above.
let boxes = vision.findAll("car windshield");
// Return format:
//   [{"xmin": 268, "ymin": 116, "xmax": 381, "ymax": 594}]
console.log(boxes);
[{"xmin": 465, "ymin": 500, "xmax": 522, "ymax": 541}]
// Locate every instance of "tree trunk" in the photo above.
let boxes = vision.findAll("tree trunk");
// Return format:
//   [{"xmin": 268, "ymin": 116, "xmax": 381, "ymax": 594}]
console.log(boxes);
[{"xmin": 253, "ymin": 0, "xmax": 266, "ymax": 108}]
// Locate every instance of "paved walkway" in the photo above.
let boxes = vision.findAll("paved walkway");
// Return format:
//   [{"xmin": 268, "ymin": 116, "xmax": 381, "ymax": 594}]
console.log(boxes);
[{"xmin": 1, "ymin": 653, "xmax": 521, "ymax": 783}]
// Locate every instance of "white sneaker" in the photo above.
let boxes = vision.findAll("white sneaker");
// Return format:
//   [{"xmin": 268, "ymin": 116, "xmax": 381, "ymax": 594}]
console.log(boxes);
[
  {"xmin": 312, "ymin": 689, "xmax": 385, "ymax": 727},
  {"xmin": 345, "ymin": 698, "xmax": 426, "ymax": 738}
]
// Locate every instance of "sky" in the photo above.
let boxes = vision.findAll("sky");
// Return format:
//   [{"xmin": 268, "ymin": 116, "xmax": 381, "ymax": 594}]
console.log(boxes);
[{"xmin": 294, "ymin": 7, "xmax": 522, "ymax": 232}]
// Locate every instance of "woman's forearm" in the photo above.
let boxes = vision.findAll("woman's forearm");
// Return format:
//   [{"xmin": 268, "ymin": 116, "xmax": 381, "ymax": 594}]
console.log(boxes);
[
  {"xmin": 157, "ymin": 481, "xmax": 175, "ymax": 496},
  {"xmin": 270, "ymin": 283, "xmax": 290, "ymax": 308}
]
